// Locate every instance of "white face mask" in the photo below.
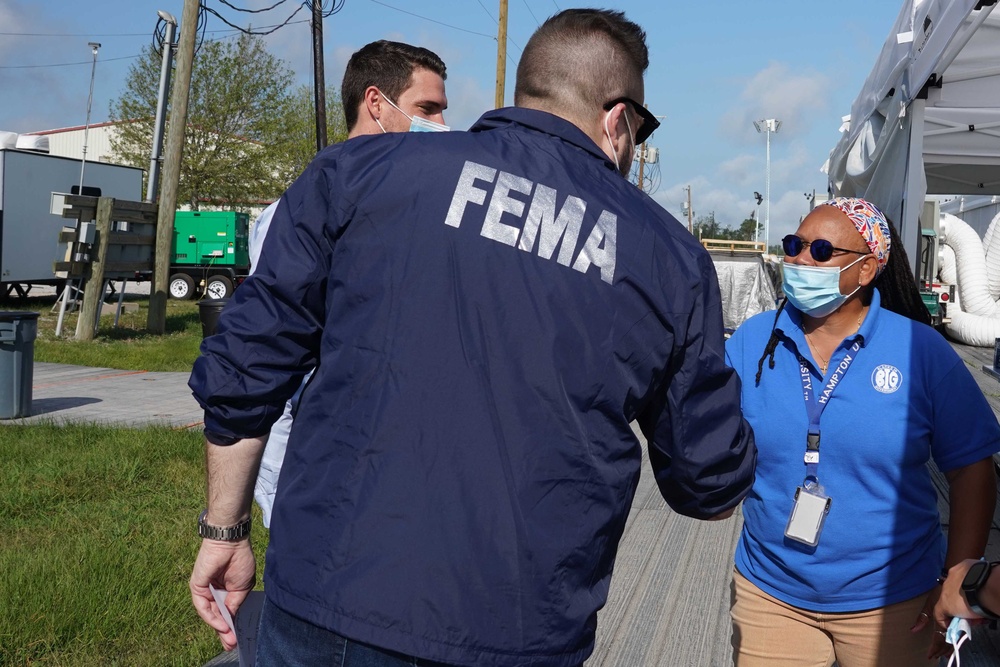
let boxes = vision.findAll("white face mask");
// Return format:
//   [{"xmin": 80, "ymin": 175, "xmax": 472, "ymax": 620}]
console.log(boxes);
[
  {"xmin": 603, "ymin": 108, "xmax": 635, "ymax": 177},
  {"xmin": 782, "ymin": 254, "xmax": 867, "ymax": 318},
  {"xmin": 378, "ymin": 92, "xmax": 450, "ymax": 133}
]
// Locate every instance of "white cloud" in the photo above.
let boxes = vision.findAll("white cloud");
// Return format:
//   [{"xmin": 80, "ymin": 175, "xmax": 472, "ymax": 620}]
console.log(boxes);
[
  {"xmin": 721, "ymin": 61, "xmax": 831, "ymax": 142},
  {"xmin": 719, "ymin": 154, "xmax": 758, "ymax": 189}
]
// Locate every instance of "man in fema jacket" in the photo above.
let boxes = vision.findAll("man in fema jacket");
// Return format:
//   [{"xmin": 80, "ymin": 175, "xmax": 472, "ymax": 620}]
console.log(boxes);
[{"xmin": 188, "ymin": 8, "xmax": 756, "ymax": 667}]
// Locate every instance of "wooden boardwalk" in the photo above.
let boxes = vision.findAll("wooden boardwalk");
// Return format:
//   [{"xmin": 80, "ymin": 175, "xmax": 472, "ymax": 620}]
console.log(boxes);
[{"xmin": 10, "ymin": 357, "xmax": 999, "ymax": 666}]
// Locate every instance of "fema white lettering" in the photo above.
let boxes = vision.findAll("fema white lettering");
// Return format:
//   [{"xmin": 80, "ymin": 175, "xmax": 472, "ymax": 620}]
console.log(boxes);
[{"xmin": 444, "ymin": 160, "xmax": 618, "ymax": 284}]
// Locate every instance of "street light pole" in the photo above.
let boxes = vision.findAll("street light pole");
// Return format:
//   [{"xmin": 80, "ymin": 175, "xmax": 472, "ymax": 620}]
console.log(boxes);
[
  {"xmin": 79, "ymin": 42, "xmax": 101, "ymax": 192},
  {"xmin": 147, "ymin": 11, "xmax": 177, "ymax": 203},
  {"xmin": 754, "ymin": 118, "xmax": 781, "ymax": 252}
]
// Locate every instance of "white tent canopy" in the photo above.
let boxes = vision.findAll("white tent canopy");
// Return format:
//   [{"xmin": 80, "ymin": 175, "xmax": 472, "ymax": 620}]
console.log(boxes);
[{"xmin": 826, "ymin": 0, "xmax": 1000, "ymax": 271}]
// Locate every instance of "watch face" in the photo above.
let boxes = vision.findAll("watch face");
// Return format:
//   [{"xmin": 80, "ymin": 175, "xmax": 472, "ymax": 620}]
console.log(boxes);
[{"xmin": 963, "ymin": 560, "xmax": 991, "ymax": 592}]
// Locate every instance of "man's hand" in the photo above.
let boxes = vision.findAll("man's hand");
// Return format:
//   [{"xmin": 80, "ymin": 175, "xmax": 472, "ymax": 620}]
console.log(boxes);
[
  {"xmin": 933, "ymin": 559, "xmax": 995, "ymax": 632},
  {"xmin": 707, "ymin": 507, "xmax": 736, "ymax": 521},
  {"xmin": 190, "ymin": 539, "xmax": 256, "ymax": 651}
]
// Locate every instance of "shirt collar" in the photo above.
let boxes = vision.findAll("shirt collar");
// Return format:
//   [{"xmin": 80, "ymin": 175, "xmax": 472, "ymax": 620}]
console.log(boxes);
[
  {"xmin": 470, "ymin": 107, "xmax": 616, "ymax": 171},
  {"xmin": 777, "ymin": 289, "xmax": 884, "ymax": 351}
]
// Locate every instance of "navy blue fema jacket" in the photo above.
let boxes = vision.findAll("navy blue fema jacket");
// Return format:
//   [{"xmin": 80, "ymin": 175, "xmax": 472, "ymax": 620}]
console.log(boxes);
[{"xmin": 190, "ymin": 108, "xmax": 755, "ymax": 666}]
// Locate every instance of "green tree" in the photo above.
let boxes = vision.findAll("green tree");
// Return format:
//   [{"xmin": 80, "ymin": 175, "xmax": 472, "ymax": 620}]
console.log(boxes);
[
  {"xmin": 271, "ymin": 84, "xmax": 349, "ymax": 187},
  {"xmin": 110, "ymin": 34, "xmax": 302, "ymax": 210},
  {"xmin": 735, "ymin": 217, "xmax": 759, "ymax": 242},
  {"xmin": 692, "ymin": 212, "xmax": 722, "ymax": 240}
]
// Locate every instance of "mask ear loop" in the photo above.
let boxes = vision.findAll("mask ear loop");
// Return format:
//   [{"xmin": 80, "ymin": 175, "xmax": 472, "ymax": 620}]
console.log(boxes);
[{"xmin": 603, "ymin": 110, "xmax": 620, "ymax": 173}]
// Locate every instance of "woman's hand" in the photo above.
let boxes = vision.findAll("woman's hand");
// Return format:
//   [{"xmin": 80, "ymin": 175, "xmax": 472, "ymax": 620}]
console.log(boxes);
[{"xmin": 910, "ymin": 586, "xmax": 952, "ymax": 660}]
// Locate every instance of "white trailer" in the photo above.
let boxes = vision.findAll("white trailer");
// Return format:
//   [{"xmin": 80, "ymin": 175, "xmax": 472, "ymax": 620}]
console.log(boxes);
[{"xmin": 0, "ymin": 149, "xmax": 143, "ymax": 297}]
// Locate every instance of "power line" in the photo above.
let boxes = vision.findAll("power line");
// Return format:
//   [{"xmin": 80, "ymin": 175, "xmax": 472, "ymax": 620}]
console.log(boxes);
[
  {"xmin": 0, "ymin": 29, "xmax": 246, "ymax": 71},
  {"xmin": 204, "ymin": 0, "xmax": 344, "ymax": 36},
  {"xmin": 476, "ymin": 0, "xmax": 522, "ymax": 53},
  {"xmin": 521, "ymin": 0, "xmax": 541, "ymax": 27},
  {"xmin": 367, "ymin": 0, "xmax": 495, "ymax": 39},
  {"xmin": 0, "ymin": 54, "xmax": 140, "ymax": 69},
  {"xmin": 217, "ymin": 0, "xmax": 291, "ymax": 13},
  {"xmin": 0, "ymin": 31, "xmax": 151, "ymax": 37},
  {"xmin": 201, "ymin": 2, "xmax": 310, "ymax": 36}
]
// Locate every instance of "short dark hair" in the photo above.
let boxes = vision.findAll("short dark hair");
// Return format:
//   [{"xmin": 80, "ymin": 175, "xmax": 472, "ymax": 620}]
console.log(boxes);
[
  {"xmin": 514, "ymin": 9, "xmax": 648, "ymax": 122},
  {"xmin": 341, "ymin": 40, "xmax": 447, "ymax": 131}
]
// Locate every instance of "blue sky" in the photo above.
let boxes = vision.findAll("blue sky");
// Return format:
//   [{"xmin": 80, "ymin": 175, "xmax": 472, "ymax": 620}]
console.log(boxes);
[{"xmin": 0, "ymin": 0, "xmax": 903, "ymax": 242}]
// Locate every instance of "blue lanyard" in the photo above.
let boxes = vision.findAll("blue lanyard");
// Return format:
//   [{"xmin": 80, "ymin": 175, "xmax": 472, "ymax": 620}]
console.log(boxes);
[{"xmin": 797, "ymin": 339, "xmax": 862, "ymax": 484}]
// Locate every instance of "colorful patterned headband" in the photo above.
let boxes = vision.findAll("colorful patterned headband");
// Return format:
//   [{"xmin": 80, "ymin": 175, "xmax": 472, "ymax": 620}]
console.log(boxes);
[{"xmin": 821, "ymin": 197, "xmax": 891, "ymax": 276}]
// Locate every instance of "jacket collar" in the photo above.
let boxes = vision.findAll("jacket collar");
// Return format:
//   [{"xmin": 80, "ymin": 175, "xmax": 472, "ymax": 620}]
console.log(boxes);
[{"xmin": 470, "ymin": 107, "xmax": 617, "ymax": 171}]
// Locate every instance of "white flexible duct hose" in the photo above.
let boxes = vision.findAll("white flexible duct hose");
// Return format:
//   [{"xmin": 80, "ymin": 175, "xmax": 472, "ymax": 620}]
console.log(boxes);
[
  {"xmin": 939, "ymin": 214, "xmax": 1000, "ymax": 318},
  {"xmin": 940, "ymin": 239, "xmax": 1000, "ymax": 346},
  {"xmin": 985, "ymin": 211, "xmax": 1000, "ymax": 300}
]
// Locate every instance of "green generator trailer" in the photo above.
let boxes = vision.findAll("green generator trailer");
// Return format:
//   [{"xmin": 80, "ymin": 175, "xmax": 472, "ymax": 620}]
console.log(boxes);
[{"xmin": 169, "ymin": 211, "xmax": 250, "ymax": 300}]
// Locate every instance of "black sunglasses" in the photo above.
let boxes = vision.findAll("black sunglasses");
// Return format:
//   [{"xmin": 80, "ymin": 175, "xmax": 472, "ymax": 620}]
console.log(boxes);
[
  {"xmin": 603, "ymin": 97, "xmax": 660, "ymax": 145},
  {"xmin": 782, "ymin": 234, "xmax": 869, "ymax": 262}
]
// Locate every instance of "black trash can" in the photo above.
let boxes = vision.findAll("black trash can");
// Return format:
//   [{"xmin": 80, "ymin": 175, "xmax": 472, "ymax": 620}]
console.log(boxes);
[
  {"xmin": 197, "ymin": 298, "xmax": 230, "ymax": 338},
  {"xmin": 0, "ymin": 311, "xmax": 40, "ymax": 419}
]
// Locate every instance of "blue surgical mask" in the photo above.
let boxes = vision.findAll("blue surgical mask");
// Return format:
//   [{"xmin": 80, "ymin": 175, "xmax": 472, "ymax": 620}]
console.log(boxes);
[
  {"xmin": 380, "ymin": 92, "xmax": 450, "ymax": 133},
  {"xmin": 782, "ymin": 255, "xmax": 866, "ymax": 317}
]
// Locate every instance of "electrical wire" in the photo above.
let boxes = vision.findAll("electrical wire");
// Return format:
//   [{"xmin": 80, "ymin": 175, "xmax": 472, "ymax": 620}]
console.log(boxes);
[
  {"xmin": 475, "ymin": 0, "xmax": 522, "ymax": 53},
  {"xmin": 0, "ymin": 31, "xmax": 151, "ymax": 37},
  {"xmin": 201, "ymin": 0, "xmax": 343, "ymax": 37},
  {"xmin": 0, "ymin": 54, "xmax": 140, "ymax": 69},
  {"xmin": 521, "ymin": 0, "xmax": 541, "ymax": 27},
  {"xmin": 366, "ymin": 0, "xmax": 495, "ymax": 39},
  {"xmin": 217, "ymin": 0, "xmax": 291, "ymax": 13}
]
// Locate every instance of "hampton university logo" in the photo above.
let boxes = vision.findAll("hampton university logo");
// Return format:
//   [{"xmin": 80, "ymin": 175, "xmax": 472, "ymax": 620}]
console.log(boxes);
[{"xmin": 871, "ymin": 364, "xmax": 902, "ymax": 394}]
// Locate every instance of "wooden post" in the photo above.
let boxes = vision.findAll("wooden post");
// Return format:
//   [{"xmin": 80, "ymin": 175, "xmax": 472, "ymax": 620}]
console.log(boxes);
[
  {"xmin": 148, "ymin": 0, "xmax": 200, "ymax": 334},
  {"xmin": 76, "ymin": 197, "xmax": 114, "ymax": 341},
  {"xmin": 637, "ymin": 142, "xmax": 646, "ymax": 191},
  {"xmin": 495, "ymin": 0, "xmax": 508, "ymax": 109},
  {"xmin": 312, "ymin": 0, "xmax": 328, "ymax": 151}
]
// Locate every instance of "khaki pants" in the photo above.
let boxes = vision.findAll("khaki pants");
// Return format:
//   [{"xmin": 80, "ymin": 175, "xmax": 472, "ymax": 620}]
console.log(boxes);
[{"xmin": 730, "ymin": 570, "xmax": 937, "ymax": 667}]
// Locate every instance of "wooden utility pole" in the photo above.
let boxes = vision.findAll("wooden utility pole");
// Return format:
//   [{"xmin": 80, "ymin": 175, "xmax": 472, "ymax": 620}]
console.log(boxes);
[
  {"xmin": 494, "ymin": 0, "xmax": 508, "ymax": 109},
  {"xmin": 636, "ymin": 142, "xmax": 646, "ymax": 191},
  {"xmin": 312, "ymin": 0, "xmax": 328, "ymax": 151},
  {"xmin": 148, "ymin": 0, "xmax": 200, "ymax": 334},
  {"xmin": 75, "ymin": 198, "xmax": 114, "ymax": 341}
]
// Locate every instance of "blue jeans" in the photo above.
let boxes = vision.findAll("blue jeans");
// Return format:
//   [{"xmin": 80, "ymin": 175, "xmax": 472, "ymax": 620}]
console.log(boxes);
[{"xmin": 256, "ymin": 597, "xmax": 456, "ymax": 666}]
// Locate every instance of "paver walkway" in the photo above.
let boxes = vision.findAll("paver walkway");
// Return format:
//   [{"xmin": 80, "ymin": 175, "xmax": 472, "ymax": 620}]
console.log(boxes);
[{"xmin": 5, "ymin": 361, "xmax": 202, "ymax": 428}]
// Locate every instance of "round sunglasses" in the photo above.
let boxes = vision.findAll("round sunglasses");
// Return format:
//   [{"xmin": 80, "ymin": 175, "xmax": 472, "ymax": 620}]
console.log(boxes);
[{"xmin": 782, "ymin": 234, "xmax": 869, "ymax": 262}]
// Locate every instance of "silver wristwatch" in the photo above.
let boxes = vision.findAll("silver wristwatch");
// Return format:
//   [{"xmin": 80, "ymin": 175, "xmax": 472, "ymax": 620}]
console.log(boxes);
[{"xmin": 198, "ymin": 509, "xmax": 252, "ymax": 542}]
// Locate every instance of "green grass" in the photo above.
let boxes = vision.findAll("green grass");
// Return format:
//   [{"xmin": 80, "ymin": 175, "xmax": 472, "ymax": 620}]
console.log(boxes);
[
  {"xmin": 0, "ymin": 422, "xmax": 269, "ymax": 666},
  {"xmin": 2, "ymin": 294, "xmax": 203, "ymax": 372}
]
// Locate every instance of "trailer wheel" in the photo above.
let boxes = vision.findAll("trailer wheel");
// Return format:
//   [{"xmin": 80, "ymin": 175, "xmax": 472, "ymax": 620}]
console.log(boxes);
[
  {"xmin": 205, "ymin": 275, "xmax": 234, "ymax": 299},
  {"xmin": 169, "ymin": 273, "xmax": 196, "ymax": 300}
]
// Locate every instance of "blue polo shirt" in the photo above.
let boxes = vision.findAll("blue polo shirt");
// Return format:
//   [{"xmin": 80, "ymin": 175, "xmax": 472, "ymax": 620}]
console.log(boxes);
[{"xmin": 726, "ymin": 290, "xmax": 1000, "ymax": 611}]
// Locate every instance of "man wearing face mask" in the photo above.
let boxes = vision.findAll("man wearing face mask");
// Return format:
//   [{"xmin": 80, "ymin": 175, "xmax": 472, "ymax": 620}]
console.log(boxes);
[
  {"xmin": 246, "ymin": 40, "xmax": 448, "ymax": 529},
  {"xmin": 189, "ymin": 9, "xmax": 755, "ymax": 666}
]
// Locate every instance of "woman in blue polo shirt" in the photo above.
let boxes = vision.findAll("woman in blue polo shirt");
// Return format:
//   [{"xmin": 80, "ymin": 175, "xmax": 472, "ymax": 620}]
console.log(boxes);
[{"xmin": 725, "ymin": 198, "xmax": 1000, "ymax": 667}]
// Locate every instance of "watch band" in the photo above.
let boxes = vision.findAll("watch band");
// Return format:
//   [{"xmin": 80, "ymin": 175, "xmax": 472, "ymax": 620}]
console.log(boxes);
[
  {"xmin": 962, "ymin": 560, "xmax": 1000, "ymax": 620},
  {"xmin": 198, "ymin": 509, "xmax": 252, "ymax": 542}
]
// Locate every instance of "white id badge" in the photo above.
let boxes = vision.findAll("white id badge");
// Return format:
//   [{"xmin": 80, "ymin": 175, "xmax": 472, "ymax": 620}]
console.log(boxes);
[{"xmin": 784, "ymin": 486, "xmax": 831, "ymax": 547}]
